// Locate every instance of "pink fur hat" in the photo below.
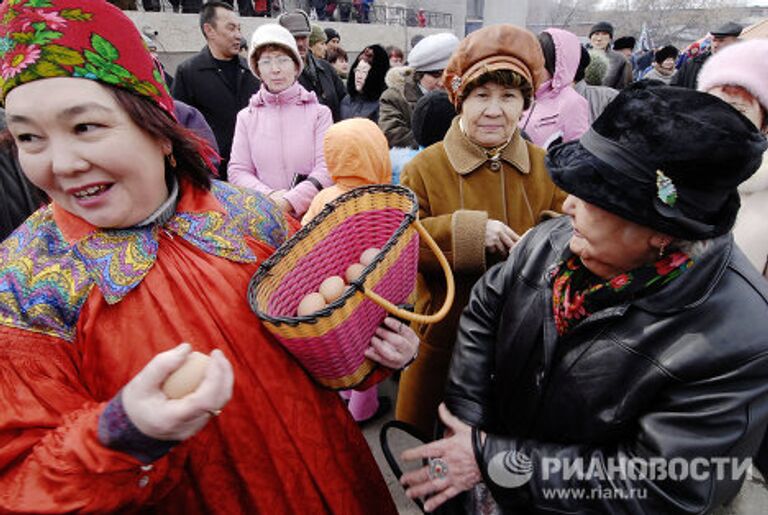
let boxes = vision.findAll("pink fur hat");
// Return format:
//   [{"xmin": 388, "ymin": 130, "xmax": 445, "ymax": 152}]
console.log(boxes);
[{"xmin": 697, "ymin": 39, "xmax": 768, "ymax": 115}]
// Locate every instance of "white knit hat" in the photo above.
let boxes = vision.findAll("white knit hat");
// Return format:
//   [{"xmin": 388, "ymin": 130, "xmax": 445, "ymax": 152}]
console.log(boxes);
[
  {"xmin": 407, "ymin": 32, "xmax": 460, "ymax": 72},
  {"xmin": 697, "ymin": 39, "xmax": 768, "ymax": 120},
  {"xmin": 248, "ymin": 24, "xmax": 303, "ymax": 77}
]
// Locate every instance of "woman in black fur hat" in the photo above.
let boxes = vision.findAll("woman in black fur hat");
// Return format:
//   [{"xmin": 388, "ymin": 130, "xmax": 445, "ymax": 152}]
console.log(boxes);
[
  {"xmin": 642, "ymin": 45, "xmax": 679, "ymax": 84},
  {"xmin": 398, "ymin": 82, "xmax": 768, "ymax": 514},
  {"xmin": 340, "ymin": 44, "xmax": 390, "ymax": 122}
]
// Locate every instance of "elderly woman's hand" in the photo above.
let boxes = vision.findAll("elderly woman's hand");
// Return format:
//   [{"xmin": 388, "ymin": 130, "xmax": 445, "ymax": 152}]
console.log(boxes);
[
  {"xmin": 121, "ymin": 343, "xmax": 234, "ymax": 441},
  {"xmin": 401, "ymin": 403, "xmax": 482, "ymax": 512},
  {"xmin": 485, "ymin": 219, "xmax": 519, "ymax": 255},
  {"xmin": 364, "ymin": 316, "xmax": 419, "ymax": 370}
]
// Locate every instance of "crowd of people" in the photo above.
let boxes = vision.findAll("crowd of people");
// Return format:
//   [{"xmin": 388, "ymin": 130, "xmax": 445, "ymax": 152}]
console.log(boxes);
[
  {"xmin": 113, "ymin": 0, "xmax": 380, "ymax": 24},
  {"xmin": 1, "ymin": 0, "xmax": 768, "ymax": 513}
]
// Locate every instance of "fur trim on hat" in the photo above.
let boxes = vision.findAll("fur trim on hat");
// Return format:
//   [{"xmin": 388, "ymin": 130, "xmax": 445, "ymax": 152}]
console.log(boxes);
[
  {"xmin": 613, "ymin": 36, "xmax": 635, "ymax": 51},
  {"xmin": 654, "ymin": 45, "xmax": 679, "ymax": 64},
  {"xmin": 384, "ymin": 66, "xmax": 414, "ymax": 92},
  {"xmin": 346, "ymin": 45, "xmax": 389, "ymax": 100},
  {"xmin": 697, "ymin": 39, "xmax": 768, "ymax": 124},
  {"xmin": 249, "ymin": 24, "xmax": 303, "ymax": 77},
  {"xmin": 547, "ymin": 82, "xmax": 767, "ymax": 240}
]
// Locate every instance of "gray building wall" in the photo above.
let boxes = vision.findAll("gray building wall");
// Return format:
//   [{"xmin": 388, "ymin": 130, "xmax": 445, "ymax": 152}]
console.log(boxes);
[{"xmin": 124, "ymin": 11, "xmax": 449, "ymax": 75}]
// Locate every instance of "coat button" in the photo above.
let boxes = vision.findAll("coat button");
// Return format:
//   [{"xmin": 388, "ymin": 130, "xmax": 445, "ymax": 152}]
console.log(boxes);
[
  {"xmin": 489, "ymin": 161, "xmax": 501, "ymax": 171},
  {"xmin": 138, "ymin": 475, "xmax": 150, "ymax": 488}
]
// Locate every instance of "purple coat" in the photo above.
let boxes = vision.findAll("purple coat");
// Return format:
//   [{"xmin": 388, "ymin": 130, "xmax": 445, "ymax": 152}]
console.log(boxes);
[{"xmin": 228, "ymin": 82, "xmax": 333, "ymax": 216}]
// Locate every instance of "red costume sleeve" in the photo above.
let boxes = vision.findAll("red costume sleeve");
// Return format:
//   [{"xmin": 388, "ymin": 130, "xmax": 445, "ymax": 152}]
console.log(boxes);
[{"xmin": 0, "ymin": 326, "xmax": 183, "ymax": 513}]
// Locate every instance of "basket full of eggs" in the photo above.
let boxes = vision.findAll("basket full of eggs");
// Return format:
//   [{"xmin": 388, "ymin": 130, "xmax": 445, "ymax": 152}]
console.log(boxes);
[{"xmin": 248, "ymin": 184, "xmax": 454, "ymax": 390}]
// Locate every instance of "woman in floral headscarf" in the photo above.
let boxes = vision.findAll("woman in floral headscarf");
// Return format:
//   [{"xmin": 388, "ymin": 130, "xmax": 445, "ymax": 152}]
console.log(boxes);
[{"xmin": 0, "ymin": 1, "xmax": 413, "ymax": 512}]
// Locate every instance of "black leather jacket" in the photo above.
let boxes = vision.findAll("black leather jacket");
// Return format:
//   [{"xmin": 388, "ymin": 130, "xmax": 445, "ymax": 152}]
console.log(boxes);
[
  {"xmin": 446, "ymin": 216, "xmax": 768, "ymax": 514},
  {"xmin": 299, "ymin": 53, "xmax": 348, "ymax": 123}
]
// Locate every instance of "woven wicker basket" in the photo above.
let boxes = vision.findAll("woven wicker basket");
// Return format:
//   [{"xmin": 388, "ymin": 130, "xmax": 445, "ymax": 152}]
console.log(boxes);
[{"xmin": 248, "ymin": 185, "xmax": 454, "ymax": 390}]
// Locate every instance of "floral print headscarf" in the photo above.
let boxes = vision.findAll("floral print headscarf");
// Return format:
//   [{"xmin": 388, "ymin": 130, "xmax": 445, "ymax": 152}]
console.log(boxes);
[{"xmin": 0, "ymin": 0, "xmax": 174, "ymax": 116}]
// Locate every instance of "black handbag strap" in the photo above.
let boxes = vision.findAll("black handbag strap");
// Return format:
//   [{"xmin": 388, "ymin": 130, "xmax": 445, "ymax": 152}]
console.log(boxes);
[{"xmin": 379, "ymin": 420, "xmax": 431, "ymax": 512}]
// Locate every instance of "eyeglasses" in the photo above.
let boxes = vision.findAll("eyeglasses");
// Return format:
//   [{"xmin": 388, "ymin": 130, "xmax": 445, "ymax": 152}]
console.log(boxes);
[
  {"xmin": 257, "ymin": 56, "xmax": 294, "ymax": 69},
  {"xmin": 424, "ymin": 70, "xmax": 443, "ymax": 78}
]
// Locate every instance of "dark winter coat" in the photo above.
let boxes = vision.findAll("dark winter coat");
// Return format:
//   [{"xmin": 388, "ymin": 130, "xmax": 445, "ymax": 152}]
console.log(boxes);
[
  {"xmin": 670, "ymin": 51, "xmax": 711, "ymax": 89},
  {"xmin": 446, "ymin": 216, "xmax": 768, "ymax": 514},
  {"xmin": 0, "ymin": 149, "xmax": 41, "ymax": 241},
  {"xmin": 602, "ymin": 48, "xmax": 633, "ymax": 90},
  {"xmin": 378, "ymin": 71, "xmax": 423, "ymax": 149},
  {"xmin": 171, "ymin": 47, "xmax": 259, "ymax": 179},
  {"xmin": 298, "ymin": 52, "xmax": 348, "ymax": 123}
]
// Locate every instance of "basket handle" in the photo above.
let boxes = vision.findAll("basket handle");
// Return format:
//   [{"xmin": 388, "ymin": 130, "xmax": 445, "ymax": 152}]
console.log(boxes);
[{"xmin": 362, "ymin": 219, "xmax": 455, "ymax": 324}]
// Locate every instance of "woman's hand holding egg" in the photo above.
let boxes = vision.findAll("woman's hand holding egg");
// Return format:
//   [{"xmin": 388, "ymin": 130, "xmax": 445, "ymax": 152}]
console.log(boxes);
[
  {"xmin": 121, "ymin": 343, "xmax": 234, "ymax": 441},
  {"xmin": 365, "ymin": 317, "xmax": 420, "ymax": 370}
]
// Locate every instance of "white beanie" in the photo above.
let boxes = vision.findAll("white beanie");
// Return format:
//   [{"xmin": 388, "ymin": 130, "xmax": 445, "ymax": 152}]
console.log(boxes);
[
  {"xmin": 407, "ymin": 32, "xmax": 460, "ymax": 73},
  {"xmin": 697, "ymin": 39, "xmax": 768, "ymax": 119},
  {"xmin": 248, "ymin": 24, "xmax": 303, "ymax": 77}
]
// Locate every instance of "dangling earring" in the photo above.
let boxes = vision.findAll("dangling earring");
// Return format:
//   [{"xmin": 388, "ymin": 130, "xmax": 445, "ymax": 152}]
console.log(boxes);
[
  {"xmin": 166, "ymin": 153, "xmax": 177, "ymax": 168},
  {"xmin": 658, "ymin": 240, "xmax": 669, "ymax": 259}
]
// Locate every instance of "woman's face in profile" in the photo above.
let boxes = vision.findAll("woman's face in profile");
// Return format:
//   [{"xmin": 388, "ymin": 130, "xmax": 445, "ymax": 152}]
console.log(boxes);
[
  {"xmin": 460, "ymin": 81, "xmax": 524, "ymax": 148},
  {"xmin": 562, "ymin": 194, "xmax": 661, "ymax": 279},
  {"xmin": 5, "ymin": 77, "xmax": 169, "ymax": 228},
  {"xmin": 707, "ymin": 85, "xmax": 766, "ymax": 134}
]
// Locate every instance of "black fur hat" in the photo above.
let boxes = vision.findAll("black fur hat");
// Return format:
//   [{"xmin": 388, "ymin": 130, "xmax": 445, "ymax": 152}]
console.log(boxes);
[
  {"xmin": 613, "ymin": 36, "xmax": 635, "ymax": 51},
  {"xmin": 654, "ymin": 45, "xmax": 678, "ymax": 64},
  {"xmin": 346, "ymin": 44, "xmax": 390, "ymax": 101},
  {"xmin": 546, "ymin": 82, "xmax": 767, "ymax": 240}
]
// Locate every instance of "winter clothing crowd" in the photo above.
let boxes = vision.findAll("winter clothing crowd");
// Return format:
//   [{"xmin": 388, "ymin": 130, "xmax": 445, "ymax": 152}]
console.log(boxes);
[{"xmin": 1, "ymin": 0, "xmax": 768, "ymax": 513}]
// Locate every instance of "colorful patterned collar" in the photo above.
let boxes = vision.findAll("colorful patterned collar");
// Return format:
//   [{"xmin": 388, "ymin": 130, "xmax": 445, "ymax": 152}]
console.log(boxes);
[{"xmin": 52, "ymin": 181, "xmax": 275, "ymax": 304}]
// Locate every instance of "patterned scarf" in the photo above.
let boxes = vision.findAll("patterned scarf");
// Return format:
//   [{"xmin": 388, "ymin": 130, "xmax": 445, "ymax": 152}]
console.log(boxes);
[
  {"xmin": 552, "ymin": 250, "xmax": 694, "ymax": 336},
  {"xmin": 0, "ymin": 0, "xmax": 174, "ymax": 116}
]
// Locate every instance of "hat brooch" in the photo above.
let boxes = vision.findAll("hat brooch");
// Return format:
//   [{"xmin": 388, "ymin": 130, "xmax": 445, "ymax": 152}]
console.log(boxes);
[
  {"xmin": 451, "ymin": 76, "xmax": 462, "ymax": 93},
  {"xmin": 656, "ymin": 170, "xmax": 677, "ymax": 207}
]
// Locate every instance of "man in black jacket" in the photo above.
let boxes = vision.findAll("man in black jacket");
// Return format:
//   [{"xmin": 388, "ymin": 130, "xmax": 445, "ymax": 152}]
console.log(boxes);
[
  {"xmin": 671, "ymin": 21, "xmax": 742, "ymax": 89},
  {"xmin": 278, "ymin": 9, "xmax": 347, "ymax": 122},
  {"xmin": 172, "ymin": 1, "xmax": 260, "ymax": 179}
]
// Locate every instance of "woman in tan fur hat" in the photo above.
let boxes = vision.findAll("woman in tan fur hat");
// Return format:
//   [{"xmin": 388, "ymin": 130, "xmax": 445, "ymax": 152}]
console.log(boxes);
[{"xmin": 396, "ymin": 24, "xmax": 567, "ymax": 436}]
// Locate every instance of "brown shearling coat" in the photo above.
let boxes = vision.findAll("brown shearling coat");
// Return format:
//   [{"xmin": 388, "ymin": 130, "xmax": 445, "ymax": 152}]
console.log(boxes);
[{"xmin": 397, "ymin": 118, "xmax": 567, "ymax": 434}]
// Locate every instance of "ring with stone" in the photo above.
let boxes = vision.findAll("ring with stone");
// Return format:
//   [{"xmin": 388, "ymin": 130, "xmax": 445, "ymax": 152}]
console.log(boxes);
[{"xmin": 428, "ymin": 457, "xmax": 449, "ymax": 480}]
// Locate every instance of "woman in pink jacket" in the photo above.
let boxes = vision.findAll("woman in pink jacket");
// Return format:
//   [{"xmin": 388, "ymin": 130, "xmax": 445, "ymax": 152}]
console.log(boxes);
[
  {"xmin": 229, "ymin": 24, "xmax": 332, "ymax": 218},
  {"xmin": 520, "ymin": 27, "xmax": 589, "ymax": 149}
]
